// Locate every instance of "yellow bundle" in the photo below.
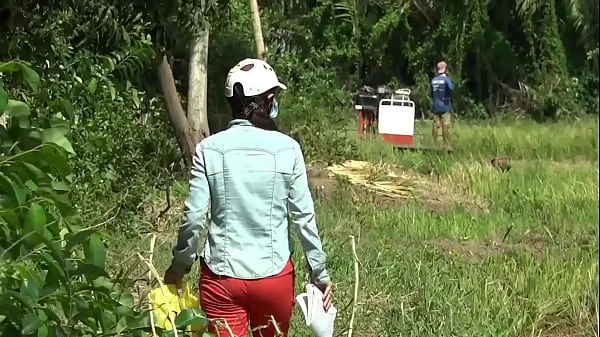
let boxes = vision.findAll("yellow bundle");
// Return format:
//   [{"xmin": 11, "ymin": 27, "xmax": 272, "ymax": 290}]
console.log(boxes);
[{"xmin": 149, "ymin": 281, "xmax": 208, "ymax": 336}]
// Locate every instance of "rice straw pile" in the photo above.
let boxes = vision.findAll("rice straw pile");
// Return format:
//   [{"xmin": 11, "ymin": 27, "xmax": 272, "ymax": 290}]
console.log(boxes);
[{"xmin": 325, "ymin": 160, "xmax": 422, "ymax": 199}]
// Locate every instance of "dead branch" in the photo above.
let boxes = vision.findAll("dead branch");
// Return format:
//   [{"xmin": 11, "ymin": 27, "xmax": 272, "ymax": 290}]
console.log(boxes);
[{"xmin": 158, "ymin": 185, "xmax": 172, "ymax": 218}]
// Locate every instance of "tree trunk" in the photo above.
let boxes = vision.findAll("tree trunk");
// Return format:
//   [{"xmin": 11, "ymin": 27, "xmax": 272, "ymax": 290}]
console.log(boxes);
[
  {"xmin": 249, "ymin": 0, "xmax": 267, "ymax": 60},
  {"xmin": 157, "ymin": 55, "xmax": 196, "ymax": 165},
  {"xmin": 187, "ymin": 28, "xmax": 211, "ymax": 145}
]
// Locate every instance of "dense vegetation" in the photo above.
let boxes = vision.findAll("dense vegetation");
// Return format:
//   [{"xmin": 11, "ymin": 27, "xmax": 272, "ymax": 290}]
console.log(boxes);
[{"xmin": 1, "ymin": 0, "xmax": 598, "ymax": 336}]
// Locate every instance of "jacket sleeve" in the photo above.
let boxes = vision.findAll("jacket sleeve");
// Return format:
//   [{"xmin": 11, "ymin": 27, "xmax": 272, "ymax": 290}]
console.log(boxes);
[
  {"xmin": 445, "ymin": 76, "xmax": 455, "ymax": 96},
  {"xmin": 429, "ymin": 79, "xmax": 434, "ymax": 98},
  {"xmin": 170, "ymin": 144, "xmax": 211, "ymax": 274},
  {"xmin": 288, "ymin": 145, "xmax": 331, "ymax": 285}
]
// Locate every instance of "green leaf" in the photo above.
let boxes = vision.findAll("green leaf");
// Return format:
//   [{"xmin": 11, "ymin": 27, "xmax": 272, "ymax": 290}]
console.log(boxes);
[
  {"xmin": 0, "ymin": 172, "xmax": 28, "ymax": 206},
  {"xmin": 36, "ymin": 311, "xmax": 48, "ymax": 337},
  {"xmin": 38, "ymin": 146, "xmax": 72, "ymax": 177},
  {"xmin": 91, "ymin": 277, "xmax": 115, "ymax": 291},
  {"xmin": 36, "ymin": 234, "xmax": 65, "ymax": 266},
  {"xmin": 0, "ymin": 209, "xmax": 20, "ymax": 228},
  {"xmin": 4, "ymin": 99, "xmax": 30, "ymax": 117},
  {"xmin": 114, "ymin": 305, "xmax": 133, "ymax": 318},
  {"xmin": 51, "ymin": 181, "xmax": 69, "ymax": 191},
  {"xmin": 21, "ymin": 162, "xmax": 50, "ymax": 184},
  {"xmin": 65, "ymin": 229, "xmax": 96, "ymax": 252},
  {"xmin": 36, "ymin": 187, "xmax": 75, "ymax": 217},
  {"xmin": 0, "ymin": 222, "xmax": 12, "ymax": 249},
  {"xmin": 60, "ymin": 99, "xmax": 74, "ymax": 119},
  {"xmin": 21, "ymin": 313, "xmax": 42, "ymax": 335},
  {"xmin": 41, "ymin": 128, "xmax": 75, "ymax": 155},
  {"xmin": 132, "ymin": 94, "xmax": 140, "ymax": 109},
  {"xmin": 20, "ymin": 277, "xmax": 40, "ymax": 302},
  {"xmin": 115, "ymin": 317, "xmax": 128, "ymax": 334},
  {"xmin": 100, "ymin": 311, "xmax": 116, "ymax": 334},
  {"xmin": 0, "ymin": 61, "xmax": 41, "ymax": 90},
  {"xmin": 39, "ymin": 252, "xmax": 67, "ymax": 283},
  {"xmin": 73, "ymin": 300, "xmax": 97, "ymax": 331},
  {"xmin": 109, "ymin": 85, "xmax": 116, "ymax": 101},
  {"xmin": 14, "ymin": 114, "xmax": 30, "ymax": 129},
  {"xmin": 125, "ymin": 313, "xmax": 151, "ymax": 330},
  {"xmin": 174, "ymin": 308, "xmax": 208, "ymax": 329},
  {"xmin": 84, "ymin": 234, "xmax": 106, "ymax": 269},
  {"xmin": 6, "ymin": 290, "xmax": 36, "ymax": 309},
  {"xmin": 48, "ymin": 326, "xmax": 67, "ymax": 337},
  {"xmin": 19, "ymin": 64, "xmax": 41, "ymax": 90},
  {"xmin": 26, "ymin": 129, "xmax": 42, "ymax": 143},
  {"xmin": 37, "ymin": 325, "xmax": 48, "ymax": 337},
  {"xmin": 15, "ymin": 264, "xmax": 46, "ymax": 290},
  {"xmin": 73, "ymin": 263, "xmax": 109, "ymax": 281},
  {"xmin": 24, "ymin": 202, "xmax": 47, "ymax": 234},
  {"xmin": 87, "ymin": 78, "xmax": 98, "ymax": 93},
  {"xmin": 0, "ymin": 85, "xmax": 7, "ymax": 112},
  {"xmin": 0, "ymin": 61, "xmax": 20, "ymax": 72},
  {"xmin": 24, "ymin": 180, "xmax": 38, "ymax": 194},
  {"xmin": 117, "ymin": 292, "xmax": 134, "ymax": 308},
  {"xmin": 49, "ymin": 117, "xmax": 70, "ymax": 136}
]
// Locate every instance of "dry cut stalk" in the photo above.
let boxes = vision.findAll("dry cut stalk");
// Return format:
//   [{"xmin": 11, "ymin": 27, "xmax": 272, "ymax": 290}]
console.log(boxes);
[
  {"xmin": 138, "ymin": 240, "xmax": 179, "ymax": 337},
  {"xmin": 347, "ymin": 235, "xmax": 361, "ymax": 337},
  {"xmin": 270, "ymin": 315, "xmax": 283, "ymax": 336},
  {"xmin": 146, "ymin": 234, "xmax": 159, "ymax": 337}
]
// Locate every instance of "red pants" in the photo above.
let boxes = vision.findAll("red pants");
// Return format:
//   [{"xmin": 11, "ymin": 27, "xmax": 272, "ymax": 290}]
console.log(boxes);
[{"xmin": 199, "ymin": 259, "xmax": 295, "ymax": 337}]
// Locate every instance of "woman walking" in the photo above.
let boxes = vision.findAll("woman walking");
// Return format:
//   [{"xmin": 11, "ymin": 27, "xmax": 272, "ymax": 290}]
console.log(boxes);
[{"xmin": 163, "ymin": 58, "xmax": 333, "ymax": 337}]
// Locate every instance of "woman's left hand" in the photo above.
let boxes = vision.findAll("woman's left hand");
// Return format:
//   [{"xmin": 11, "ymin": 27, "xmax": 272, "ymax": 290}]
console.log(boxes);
[
  {"xmin": 163, "ymin": 266, "xmax": 185, "ymax": 288},
  {"xmin": 317, "ymin": 282, "xmax": 334, "ymax": 311}
]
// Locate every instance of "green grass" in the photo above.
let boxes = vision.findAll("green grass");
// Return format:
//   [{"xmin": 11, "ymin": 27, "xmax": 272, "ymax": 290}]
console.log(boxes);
[{"xmin": 111, "ymin": 117, "xmax": 599, "ymax": 337}]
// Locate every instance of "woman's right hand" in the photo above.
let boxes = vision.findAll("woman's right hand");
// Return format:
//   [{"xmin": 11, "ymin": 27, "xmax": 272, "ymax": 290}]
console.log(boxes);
[{"xmin": 316, "ymin": 282, "xmax": 334, "ymax": 311}]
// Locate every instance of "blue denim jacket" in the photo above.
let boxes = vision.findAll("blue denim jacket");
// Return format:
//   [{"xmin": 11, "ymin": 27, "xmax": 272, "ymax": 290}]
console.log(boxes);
[{"xmin": 170, "ymin": 119, "xmax": 330, "ymax": 285}]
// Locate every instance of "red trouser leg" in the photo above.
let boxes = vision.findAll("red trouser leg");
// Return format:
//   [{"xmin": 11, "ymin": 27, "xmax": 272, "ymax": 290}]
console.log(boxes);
[
  {"xmin": 199, "ymin": 260, "xmax": 295, "ymax": 337},
  {"xmin": 200, "ymin": 264, "xmax": 249, "ymax": 337},
  {"xmin": 247, "ymin": 260, "xmax": 295, "ymax": 337}
]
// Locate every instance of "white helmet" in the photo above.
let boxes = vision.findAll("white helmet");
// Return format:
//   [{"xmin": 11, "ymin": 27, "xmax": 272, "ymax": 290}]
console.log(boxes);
[{"xmin": 225, "ymin": 58, "xmax": 287, "ymax": 98}]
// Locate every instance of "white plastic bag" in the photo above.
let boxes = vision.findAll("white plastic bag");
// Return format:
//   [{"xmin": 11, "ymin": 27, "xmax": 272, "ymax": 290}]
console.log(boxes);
[{"xmin": 295, "ymin": 284, "xmax": 337, "ymax": 337}]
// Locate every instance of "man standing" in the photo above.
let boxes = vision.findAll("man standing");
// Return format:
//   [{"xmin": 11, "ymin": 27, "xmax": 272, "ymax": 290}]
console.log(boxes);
[{"xmin": 430, "ymin": 61, "xmax": 454, "ymax": 151}]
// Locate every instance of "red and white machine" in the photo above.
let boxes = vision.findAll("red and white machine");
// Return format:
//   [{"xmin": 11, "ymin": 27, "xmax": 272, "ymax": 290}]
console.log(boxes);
[
  {"xmin": 354, "ymin": 87, "xmax": 416, "ymax": 147},
  {"xmin": 378, "ymin": 89, "xmax": 415, "ymax": 147}
]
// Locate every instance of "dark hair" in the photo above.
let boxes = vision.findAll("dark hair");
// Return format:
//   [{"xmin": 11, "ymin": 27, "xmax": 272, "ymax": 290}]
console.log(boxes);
[{"xmin": 227, "ymin": 82, "xmax": 279, "ymax": 131}]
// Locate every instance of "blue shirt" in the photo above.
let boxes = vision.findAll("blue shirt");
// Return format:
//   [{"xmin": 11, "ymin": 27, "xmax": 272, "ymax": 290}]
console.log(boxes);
[
  {"xmin": 430, "ymin": 73, "xmax": 454, "ymax": 113},
  {"xmin": 170, "ymin": 119, "xmax": 330, "ymax": 285}
]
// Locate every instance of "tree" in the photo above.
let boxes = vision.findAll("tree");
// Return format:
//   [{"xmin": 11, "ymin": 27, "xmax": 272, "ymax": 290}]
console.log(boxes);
[{"xmin": 137, "ymin": 0, "xmax": 214, "ymax": 165}]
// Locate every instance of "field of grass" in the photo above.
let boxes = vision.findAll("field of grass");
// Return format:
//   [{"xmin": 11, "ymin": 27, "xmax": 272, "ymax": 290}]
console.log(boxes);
[{"xmin": 111, "ymin": 117, "xmax": 599, "ymax": 337}]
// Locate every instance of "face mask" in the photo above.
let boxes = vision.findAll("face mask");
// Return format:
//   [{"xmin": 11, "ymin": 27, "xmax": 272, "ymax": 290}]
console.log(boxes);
[{"xmin": 269, "ymin": 99, "xmax": 279, "ymax": 119}]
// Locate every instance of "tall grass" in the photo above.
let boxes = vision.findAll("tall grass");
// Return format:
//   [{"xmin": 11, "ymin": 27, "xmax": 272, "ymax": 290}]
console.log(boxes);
[
  {"xmin": 111, "ymin": 117, "xmax": 599, "ymax": 337},
  {"xmin": 294, "ymin": 117, "xmax": 599, "ymax": 336}
]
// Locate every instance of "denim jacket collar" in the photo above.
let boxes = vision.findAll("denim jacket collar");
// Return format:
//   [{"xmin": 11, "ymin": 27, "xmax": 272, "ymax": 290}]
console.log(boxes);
[{"xmin": 228, "ymin": 119, "xmax": 253, "ymax": 128}]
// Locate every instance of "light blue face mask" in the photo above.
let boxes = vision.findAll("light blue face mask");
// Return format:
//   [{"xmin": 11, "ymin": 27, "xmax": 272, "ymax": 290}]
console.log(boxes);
[{"xmin": 269, "ymin": 99, "xmax": 279, "ymax": 119}]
